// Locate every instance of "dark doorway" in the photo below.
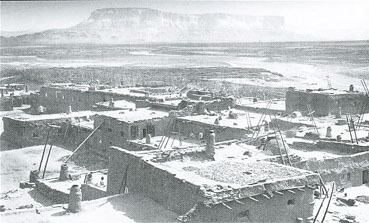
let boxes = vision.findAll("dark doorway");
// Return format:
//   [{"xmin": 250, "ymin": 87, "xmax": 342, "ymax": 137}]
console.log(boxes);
[
  {"xmin": 147, "ymin": 124, "xmax": 155, "ymax": 136},
  {"xmin": 363, "ymin": 170, "xmax": 369, "ymax": 184},
  {"xmin": 142, "ymin": 129, "xmax": 147, "ymax": 138}
]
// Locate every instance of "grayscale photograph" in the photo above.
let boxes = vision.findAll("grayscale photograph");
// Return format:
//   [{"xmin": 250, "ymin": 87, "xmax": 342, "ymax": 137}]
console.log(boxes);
[{"xmin": 0, "ymin": 0, "xmax": 368, "ymax": 222}]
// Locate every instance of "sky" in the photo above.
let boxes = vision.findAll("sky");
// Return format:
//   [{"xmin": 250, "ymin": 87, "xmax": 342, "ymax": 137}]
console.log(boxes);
[{"xmin": 1, "ymin": 0, "xmax": 369, "ymax": 40}]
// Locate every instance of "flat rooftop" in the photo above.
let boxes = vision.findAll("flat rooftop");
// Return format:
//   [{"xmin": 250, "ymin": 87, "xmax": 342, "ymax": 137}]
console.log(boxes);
[
  {"xmin": 38, "ymin": 170, "xmax": 108, "ymax": 194},
  {"xmin": 5, "ymin": 111, "xmax": 95, "ymax": 122},
  {"xmin": 95, "ymin": 99, "xmax": 136, "ymax": 110},
  {"xmin": 290, "ymin": 88, "xmax": 365, "ymax": 96},
  {"xmin": 130, "ymin": 135, "xmax": 203, "ymax": 150},
  {"xmin": 177, "ymin": 110, "xmax": 269, "ymax": 129},
  {"xmin": 133, "ymin": 142, "xmax": 315, "ymax": 189},
  {"xmin": 97, "ymin": 108, "xmax": 169, "ymax": 122},
  {"xmin": 277, "ymin": 114, "xmax": 369, "ymax": 142},
  {"xmin": 1, "ymin": 193, "xmax": 178, "ymax": 223},
  {"xmin": 237, "ymin": 98, "xmax": 285, "ymax": 111}
]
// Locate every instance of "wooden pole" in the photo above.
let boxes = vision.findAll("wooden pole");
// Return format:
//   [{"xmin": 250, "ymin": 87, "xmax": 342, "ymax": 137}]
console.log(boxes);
[
  {"xmin": 42, "ymin": 144, "xmax": 53, "ymax": 179},
  {"xmin": 65, "ymin": 122, "xmax": 103, "ymax": 163},
  {"xmin": 38, "ymin": 127, "xmax": 52, "ymax": 172},
  {"xmin": 321, "ymin": 182, "xmax": 335, "ymax": 223}
]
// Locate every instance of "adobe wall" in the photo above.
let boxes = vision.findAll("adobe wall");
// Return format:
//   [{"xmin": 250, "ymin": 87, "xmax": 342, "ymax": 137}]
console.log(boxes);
[
  {"xmin": 1, "ymin": 115, "xmax": 93, "ymax": 148},
  {"xmin": 80, "ymin": 184, "xmax": 106, "ymax": 201},
  {"xmin": 286, "ymin": 90, "xmax": 368, "ymax": 116},
  {"xmin": 39, "ymin": 87, "xmax": 135, "ymax": 113},
  {"xmin": 295, "ymin": 151, "xmax": 369, "ymax": 188},
  {"xmin": 91, "ymin": 116, "xmax": 171, "ymax": 154},
  {"xmin": 317, "ymin": 141, "xmax": 369, "ymax": 154},
  {"xmin": 191, "ymin": 188, "xmax": 314, "ymax": 223},
  {"xmin": 107, "ymin": 147, "xmax": 205, "ymax": 215},
  {"xmin": 176, "ymin": 119, "xmax": 249, "ymax": 142}
]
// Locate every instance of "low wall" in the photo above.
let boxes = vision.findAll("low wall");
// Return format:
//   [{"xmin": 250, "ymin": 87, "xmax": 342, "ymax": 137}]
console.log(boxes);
[
  {"xmin": 35, "ymin": 180, "xmax": 69, "ymax": 204},
  {"xmin": 317, "ymin": 141, "xmax": 369, "ymax": 154},
  {"xmin": 81, "ymin": 184, "xmax": 106, "ymax": 201}
]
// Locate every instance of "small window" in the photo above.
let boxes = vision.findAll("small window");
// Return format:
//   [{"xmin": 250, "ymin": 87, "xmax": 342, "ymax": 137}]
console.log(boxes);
[
  {"xmin": 109, "ymin": 141, "xmax": 113, "ymax": 145},
  {"xmin": 347, "ymin": 173, "xmax": 351, "ymax": 180},
  {"xmin": 62, "ymin": 95, "xmax": 65, "ymax": 100},
  {"xmin": 236, "ymin": 210, "xmax": 250, "ymax": 218},
  {"xmin": 287, "ymin": 199, "xmax": 295, "ymax": 205},
  {"xmin": 108, "ymin": 128, "xmax": 112, "ymax": 132},
  {"xmin": 120, "ymin": 131, "xmax": 124, "ymax": 137},
  {"xmin": 99, "ymin": 139, "xmax": 102, "ymax": 144},
  {"xmin": 32, "ymin": 132, "xmax": 39, "ymax": 138},
  {"xmin": 45, "ymin": 93, "xmax": 48, "ymax": 97}
]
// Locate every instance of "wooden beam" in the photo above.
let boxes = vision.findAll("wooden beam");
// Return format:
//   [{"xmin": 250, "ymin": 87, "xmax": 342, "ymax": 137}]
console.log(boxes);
[
  {"xmin": 262, "ymin": 194, "xmax": 270, "ymax": 199},
  {"xmin": 235, "ymin": 199, "xmax": 245, "ymax": 205},
  {"xmin": 297, "ymin": 188, "xmax": 305, "ymax": 192},
  {"xmin": 221, "ymin": 203, "xmax": 232, "ymax": 210},
  {"xmin": 287, "ymin": 190, "xmax": 296, "ymax": 194},
  {"xmin": 306, "ymin": 185, "xmax": 315, "ymax": 190},
  {"xmin": 274, "ymin": 191, "xmax": 284, "ymax": 195},
  {"xmin": 65, "ymin": 122, "xmax": 103, "ymax": 163},
  {"xmin": 248, "ymin": 197, "xmax": 259, "ymax": 202}
]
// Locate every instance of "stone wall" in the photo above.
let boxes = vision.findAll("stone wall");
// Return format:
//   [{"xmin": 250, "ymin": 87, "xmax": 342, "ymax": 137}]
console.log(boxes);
[
  {"xmin": 91, "ymin": 115, "xmax": 171, "ymax": 154},
  {"xmin": 81, "ymin": 184, "xmax": 106, "ymax": 201},
  {"xmin": 39, "ymin": 87, "xmax": 136, "ymax": 114},
  {"xmin": 191, "ymin": 188, "xmax": 314, "ymax": 223},
  {"xmin": 1, "ymin": 116, "xmax": 93, "ymax": 148},
  {"xmin": 286, "ymin": 89, "xmax": 368, "ymax": 116},
  {"xmin": 317, "ymin": 141, "xmax": 369, "ymax": 154},
  {"xmin": 107, "ymin": 147, "xmax": 204, "ymax": 215},
  {"xmin": 295, "ymin": 151, "xmax": 369, "ymax": 188}
]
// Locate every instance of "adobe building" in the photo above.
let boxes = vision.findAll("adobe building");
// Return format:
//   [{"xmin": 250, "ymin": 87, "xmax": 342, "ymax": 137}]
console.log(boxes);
[
  {"xmin": 90, "ymin": 108, "xmax": 171, "ymax": 155},
  {"xmin": 107, "ymin": 145, "xmax": 320, "ymax": 223},
  {"xmin": 1, "ymin": 111, "xmax": 95, "ymax": 147},
  {"xmin": 286, "ymin": 88, "xmax": 369, "ymax": 116},
  {"xmin": 38, "ymin": 84, "xmax": 184, "ymax": 114}
]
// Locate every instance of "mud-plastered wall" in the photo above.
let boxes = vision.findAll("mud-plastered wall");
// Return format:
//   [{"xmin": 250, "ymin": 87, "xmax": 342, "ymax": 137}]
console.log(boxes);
[{"xmin": 107, "ymin": 147, "xmax": 204, "ymax": 215}]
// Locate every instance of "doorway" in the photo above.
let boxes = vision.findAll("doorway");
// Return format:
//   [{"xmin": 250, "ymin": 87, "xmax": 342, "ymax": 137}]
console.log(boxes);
[{"xmin": 363, "ymin": 170, "xmax": 369, "ymax": 184}]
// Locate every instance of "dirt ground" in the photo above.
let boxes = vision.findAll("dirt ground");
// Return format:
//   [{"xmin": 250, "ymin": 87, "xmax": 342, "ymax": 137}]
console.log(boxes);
[
  {"xmin": 0, "ymin": 108, "xmax": 107, "ymax": 211},
  {"xmin": 313, "ymin": 184, "xmax": 369, "ymax": 223}
]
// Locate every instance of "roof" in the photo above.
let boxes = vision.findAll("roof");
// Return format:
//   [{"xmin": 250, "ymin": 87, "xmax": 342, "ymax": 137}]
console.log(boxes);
[
  {"xmin": 177, "ymin": 111, "xmax": 266, "ymax": 129},
  {"xmin": 291, "ymin": 88, "xmax": 365, "ymax": 96},
  {"xmin": 96, "ymin": 99, "xmax": 136, "ymax": 110},
  {"xmin": 119, "ymin": 141, "xmax": 319, "ymax": 195},
  {"xmin": 5, "ymin": 111, "xmax": 95, "ymax": 122},
  {"xmin": 1, "ymin": 193, "xmax": 178, "ymax": 223},
  {"xmin": 97, "ymin": 108, "xmax": 169, "ymax": 122}
]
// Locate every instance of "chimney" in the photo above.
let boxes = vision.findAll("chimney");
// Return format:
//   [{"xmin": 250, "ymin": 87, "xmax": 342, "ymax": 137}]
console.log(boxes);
[
  {"xmin": 205, "ymin": 130, "xmax": 215, "ymax": 160},
  {"xmin": 67, "ymin": 106, "xmax": 72, "ymax": 114}
]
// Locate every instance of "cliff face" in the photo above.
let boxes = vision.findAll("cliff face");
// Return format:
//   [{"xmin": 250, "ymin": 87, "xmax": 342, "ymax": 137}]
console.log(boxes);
[{"xmin": 1, "ymin": 8, "xmax": 290, "ymax": 44}]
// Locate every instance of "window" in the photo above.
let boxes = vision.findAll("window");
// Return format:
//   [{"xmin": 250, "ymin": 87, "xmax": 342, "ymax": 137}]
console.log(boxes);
[
  {"xmin": 99, "ymin": 139, "xmax": 102, "ymax": 144},
  {"xmin": 142, "ymin": 129, "xmax": 147, "ymax": 138},
  {"xmin": 45, "ymin": 93, "xmax": 48, "ymax": 97},
  {"xmin": 347, "ymin": 173, "xmax": 351, "ymax": 180},
  {"xmin": 108, "ymin": 128, "xmax": 112, "ymax": 132},
  {"xmin": 287, "ymin": 199, "xmax": 295, "ymax": 205},
  {"xmin": 32, "ymin": 132, "xmax": 39, "ymax": 138},
  {"xmin": 236, "ymin": 210, "xmax": 250, "ymax": 219},
  {"xmin": 120, "ymin": 131, "xmax": 124, "ymax": 137},
  {"xmin": 109, "ymin": 141, "xmax": 113, "ymax": 145}
]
